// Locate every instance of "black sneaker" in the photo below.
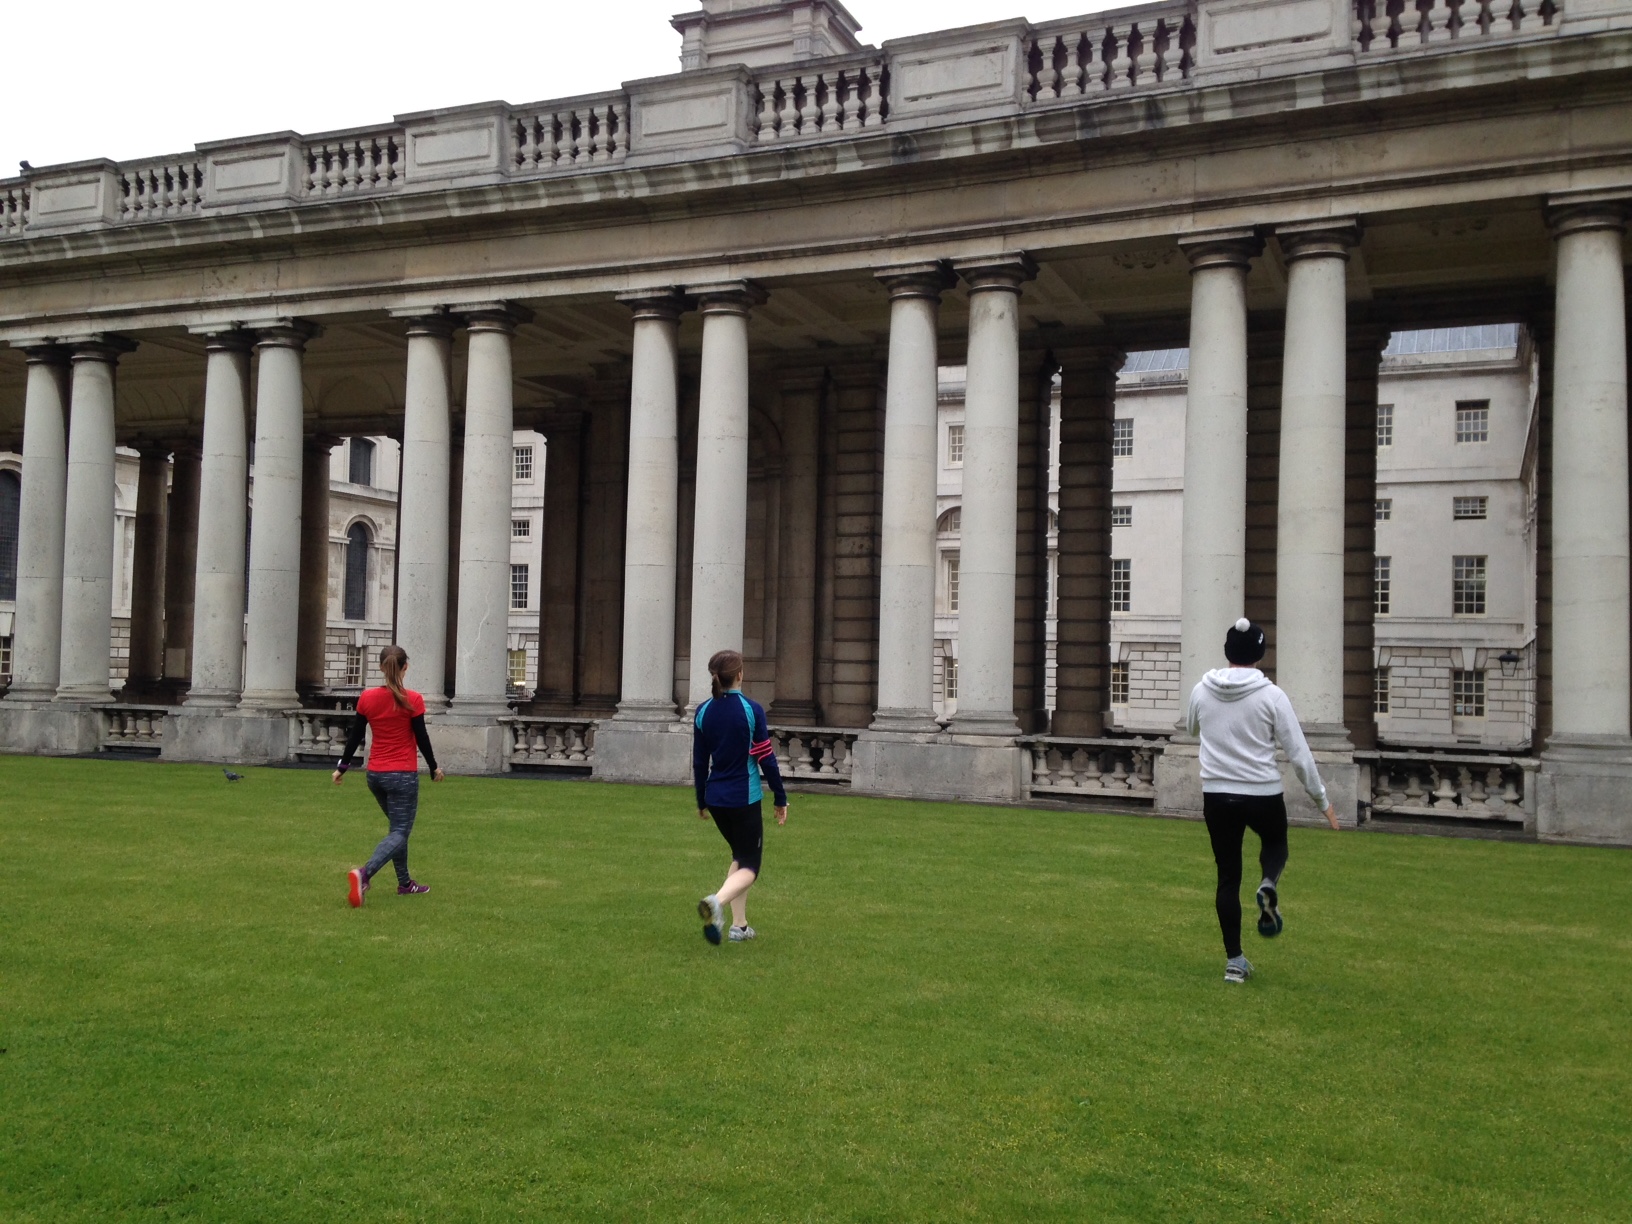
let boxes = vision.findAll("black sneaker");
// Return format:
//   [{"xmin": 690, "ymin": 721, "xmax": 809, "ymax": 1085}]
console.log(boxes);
[{"xmin": 1256, "ymin": 883, "xmax": 1283, "ymax": 938}]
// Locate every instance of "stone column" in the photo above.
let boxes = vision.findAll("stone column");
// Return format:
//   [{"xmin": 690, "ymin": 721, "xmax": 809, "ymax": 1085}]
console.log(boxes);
[
  {"xmin": 185, "ymin": 332, "xmax": 253, "ymax": 708},
  {"xmin": 4, "ymin": 347, "xmax": 71, "ymax": 702},
  {"xmin": 1274, "ymin": 221, "xmax": 1358, "ymax": 743},
  {"xmin": 451, "ymin": 304, "xmax": 527, "ymax": 716},
  {"xmin": 56, "ymin": 338, "xmax": 134, "ymax": 702},
  {"xmin": 947, "ymin": 254, "xmax": 1035, "ymax": 737},
  {"xmin": 162, "ymin": 442, "xmax": 202, "ymax": 688},
  {"xmin": 536, "ymin": 411, "xmax": 586, "ymax": 710},
  {"xmin": 575, "ymin": 370, "xmax": 632, "ymax": 716},
  {"xmin": 1177, "ymin": 231, "xmax": 1261, "ymax": 703},
  {"xmin": 1538, "ymin": 198, "xmax": 1632, "ymax": 844},
  {"xmin": 395, "ymin": 313, "xmax": 457, "ymax": 711},
  {"xmin": 239, "ymin": 323, "xmax": 316, "ymax": 709},
  {"xmin": 1052, "ymin": 343, "xmax": 1123, "ymax": 737},
  {"xmin": 295, "ymin": 436, "xmax": 333, "ymax": 697},
  {"xmin": 1012, "ymin": 347, "xmax": 1057, "ymax": 734},
  {"xmin": 871, "ymin": 265, "xmax": 951, "ymax": 732},
  {"xmin": 769, "ymin": 368, "xmax": 824, "ymax": 724},
  {"xmin": 126, "ymin": 445, "xmax": 171, "ymax": 690},
  {"xmin": 686, "ymin": 281, "xmax": 764, "ymax": 708}
]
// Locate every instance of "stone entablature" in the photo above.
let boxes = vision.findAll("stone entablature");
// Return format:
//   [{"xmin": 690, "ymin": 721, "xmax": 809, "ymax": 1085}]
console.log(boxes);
[{"xmin": 0, "ymin": 0, "xmax": 1610, "ymax": 249}]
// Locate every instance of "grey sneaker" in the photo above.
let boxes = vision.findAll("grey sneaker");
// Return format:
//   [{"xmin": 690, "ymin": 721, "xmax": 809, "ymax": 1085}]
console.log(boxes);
[
  {"xmin": 1256, "ymin": 881, "xmax": 1283, "ymax": 938},
  {"xmin": 698, "ymin": 895, "xmax": 723, "ymax": 945},
  {"xmin": 1224, "ymin": 955, "xmax": 1254, "ymax": 983},
  {"xmin": 728, "ymin": 925, "xmax": 756, "ymax": 942}
]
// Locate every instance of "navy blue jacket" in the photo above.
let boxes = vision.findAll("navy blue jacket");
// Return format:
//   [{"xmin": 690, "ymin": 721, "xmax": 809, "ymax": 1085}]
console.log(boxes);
[{"xmin": 693, "ymin": 690, "xmax": 787, "ymax": 810}]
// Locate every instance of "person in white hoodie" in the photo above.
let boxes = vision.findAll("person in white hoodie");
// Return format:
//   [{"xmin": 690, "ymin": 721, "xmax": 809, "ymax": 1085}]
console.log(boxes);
[{"xmin": 1184, "ymin": 617, "xmax": 1340, "ymax": 984}]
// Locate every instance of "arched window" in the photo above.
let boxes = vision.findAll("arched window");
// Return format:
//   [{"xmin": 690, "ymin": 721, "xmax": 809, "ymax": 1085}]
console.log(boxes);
[
  {"xmin": 349, "ymin": 438, "xmax": 375, "ymax": 487},
  {"xmin": 344, "ymin": 523, "xmax": 370, "ymax": 621},
  {"xmin": 0, "ymin": 470, "xmax": 18, "ymax": 602},
  {"xmin": 937, "ymin": 507, "xmax": 961, "ymax": 534}
]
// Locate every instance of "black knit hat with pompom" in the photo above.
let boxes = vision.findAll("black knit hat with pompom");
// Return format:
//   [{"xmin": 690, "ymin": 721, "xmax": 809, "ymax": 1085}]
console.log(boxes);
[{"xmin": 1224, "ymin": 617, "xmax": 1266, "ymax": 665}]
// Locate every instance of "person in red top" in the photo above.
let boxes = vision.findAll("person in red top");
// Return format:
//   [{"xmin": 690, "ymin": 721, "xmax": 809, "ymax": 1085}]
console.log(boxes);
[{"xmin": 333, "ymin": 644, "xmax": 443, "ymax": 907}]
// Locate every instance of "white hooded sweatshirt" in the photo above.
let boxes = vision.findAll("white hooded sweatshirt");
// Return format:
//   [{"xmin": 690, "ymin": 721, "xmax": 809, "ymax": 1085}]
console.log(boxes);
[{"xmin": 1184, "ymin": 667, "xmax": 1328, "ymax": 809}]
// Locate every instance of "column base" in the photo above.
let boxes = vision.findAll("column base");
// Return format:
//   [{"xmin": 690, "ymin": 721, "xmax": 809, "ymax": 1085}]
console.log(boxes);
[
  {"xmin": 1154, "ymin": 739, "xmax": 1360, "ymax": 827},
  {"xmin": 448, "ymin": 695, "xmax": 512, "ymax": 719},
  {"xmin": 851, "ymin": 730, "xmax": 1028, "ymax": 803},
  {"xmin": 1536, "ymin": 734, "xmax": 1632, "ymax": 846},
  {"xmin": 54, "ymin": 684, "xmax": 112, "ymax": 703},
  {"xmin": 868, "ymin": 708, "xmax": 943, "ymax": 734},
  {"xmin": 4, "ymin": 684, "xmax": 60, "ymax": 704},
  {"xmin": 182, "ymin": 689, "xmax": 243, "ymax": 711},
  {"xmin": 237, "ymin": 690, "xmax": 301, "ymax": 711},
  {"xmin": 945, "ymin": 709, "xmax": 1022, "ymax": 738},
  {"xmin": 0, "ymin": 702, "xmax": 102, "ymax": 754},
  {"xmin": 163, "ymin": 707, "xmax": 292, "ymax": 765},
  {"xmin": 593, "ymin": 718, "xmax": 693, "ymax": 785},
  {"xmin": 767, "ymin": 699, "xmax": 820, "ymax": 725}
]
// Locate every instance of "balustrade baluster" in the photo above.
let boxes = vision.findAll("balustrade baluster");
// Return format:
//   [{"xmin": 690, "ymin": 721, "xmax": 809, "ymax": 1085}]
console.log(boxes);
[
  {"xmin": 779, "ymin": 79, "xmax": 801, "ymax": 138},
  {"xmin": 1429, "ymin": 767, "xmax": 1459, "ymax": 807},
  {"xmin": 1036, "ymin": 39, "xmax": 1060, "ymax": 100},
  {"xmin": 610, "ymin": 104, "xmax": 629, "ymax": 161},
  {"xmin": 1425, "ymin": 0, "xmax": 1453, "ymax": 39},
  {"xmin": 1031, "ymin": 743, "xmax": 1052, "ymax": 787},
  {"xmin": 1128, "ymin": 25, "xmax": 1150, "ymax": 85},
  {"xmin": 1369, "ymin": 0, "xmax": 1395, "ymax": 46},
  {"xmin": 1110, "ymin": 26, "xmax": 1135, "ymax": 88},
  {"xmin": 1062, "ymin": 35, "xmax": 1085, "ymax": 96},
  {"xmin": 860, "ymin": 69, "xmax": 884, "ymax": 127},
  {"xmin": 818, "ymin": 75, "xmax": 839, "ymax": 131},
  {"xmin": 1079, "ymin": 749, "xmax": 1102, "ymax": 788},
  {"xmin": 1109, "ymin": 757, "xmax": 1131, "ymax": 789},
  {"xmin": 1055, "ymin": 747, "xmax": 1075, "ymax": 788},
  {"xmin": 817, "ymin": 737, "xmax": 837, "ymax": 775},
  {"xmin": 838, "ymin": 739, "xmax": 854, "ymax": 779}
]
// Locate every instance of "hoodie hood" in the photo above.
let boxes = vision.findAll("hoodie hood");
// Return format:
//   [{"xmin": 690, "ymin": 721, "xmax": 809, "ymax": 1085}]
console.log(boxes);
[{"xmin": 1201, "ymin": 667, "xmax": 1273, "ymax": 702}]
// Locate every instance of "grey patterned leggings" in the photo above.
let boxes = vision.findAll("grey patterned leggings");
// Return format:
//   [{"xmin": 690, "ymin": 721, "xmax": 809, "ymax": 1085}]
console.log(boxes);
[{"xmin": 364, "ymin": 770, "xmax": 419, "ymax": 887}]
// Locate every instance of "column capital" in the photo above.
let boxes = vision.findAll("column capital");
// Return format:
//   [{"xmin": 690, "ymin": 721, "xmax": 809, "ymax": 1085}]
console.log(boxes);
[
  {"xmin": 17, "ymin": 342, "xmax": 70, "ymax": 366},
  {"xmin": 1178, "ymin": 228, "xmax": 1264, "ymax": 271},
  {"xmin": 1274, "ymin": 218, "xmax": 1361, "ymax": 262},
  {"xmin": 247, "ymin": 318, "xmax": 321, "ymax": 351},
  {"xmin": 391, "ymin": 307, "xmax": 459, "ymax": 339},
  {"xmin": 952, "ymin": 252, "xmax": 1037, "ymax": 292},
  {"xmin": 1546, "ymin": 193, "xmax": 1630, "ymax": 238},
  {"xmin": 64, "ymin": 334, "xmax": 138, "ymax": 363},
  {"xmin": 459, "ymin": 301, "xmax": 533, "ymax": 333},
  {"xmin": 688, "ymin": 280, "xmax": 767, "ymax": 315},
  {"xmin": 616, "ymin": 287, "xmax": 687, "ymax": 322},
  {"xmin": 1051, "ymin": 342, "xmax": 1127, "ymax": 372},
  {"xmin": 304, "ymin": 432, "xmax": 342, "ymax": 452},
  {"xmin": 875, "ymin": 261, "xmax": 956, "ymax": 300},
  {"xmin": 188, "ymin": 324, "xmax": 256, "ymax": 353}
]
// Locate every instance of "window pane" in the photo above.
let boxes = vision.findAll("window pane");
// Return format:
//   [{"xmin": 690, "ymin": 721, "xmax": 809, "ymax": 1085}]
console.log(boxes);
[
  {"xmin": 1111, "ymin": 558, "xmax": 1131, "ymax": 613},
  {"xmin": 947, "ymin": 424, "xmax": 964, "ymax": 464},
  {"xmin": 1375, "ymin": 498, "xmax": 1391, "ymax": 522},
  {"xmin": 512, "ymin": 518, "xmax": 531, "ymax": 538},
  {"xmin": 508, "ymin": 649, "xmax": 527, "ymax": 687},
  {"xmin": 1453, "ymin": 669, "xmax": 1486, "ymax": 717},
  {"xmin": 1452, "ymin": 496, "xmax": 1487, "ymax": 520},
  {"xmin": 1374, "ymin": 556, "xmax": 1391, "ymax": 616},
  {"xmin": 946, "ymin": 554, "xmax": 960, "ymax": 613},
  {"xmin": 1110, "ymin": 662, "xmax": 1129, "ymax": 705},
  {"xmin": 1112, "ymin": 418, "xmax": 1134, "ymax": 457},
  {"xmin": 513, "ymin": 445, "xmax": 534, "ymax": 482},
  {"xmin": 943, "ymin": 655, "xmax": 958, "ymax": 700},
  {"xmin": 1111, "ymin": 505, "xmax": 1132, "ymax": 527},
  {"xmin": 510, "ymin": 563, "xmax": 530, "ymax": 610},
  {"xmin": 1376, "ymin": 404, "xmax": 1394, "ymax": 448},
  {"xmin": 0, "ymin": 470, "xmax": 18, "ymax": 602},
  {"xmin": 1455, "ymin": 402, "xmax": 1489, "ymax": 443},
  {"xmin": 1453, "ymin": 555, "xmax": 1486, "ymax": 615},
  {"xmin": 344, "ymin": 524, "xmax": 369, "ymax": 620},
  {"xmin": 1374, "ymin": 667, "xmax": 1390, "ymax": 714},
  {"xmin": 348, "ymin": 437, "xmax": 375, "ymax": 486},
  {"xmin": 344, "ymin": 645, "xmax": 363, "ymax": 687}
]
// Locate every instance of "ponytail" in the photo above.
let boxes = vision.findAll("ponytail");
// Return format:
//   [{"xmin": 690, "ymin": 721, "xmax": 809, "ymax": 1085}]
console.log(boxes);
[
  {"xmin": 707, "ymin": 649, "xmax": 744, "ymax": 702},
  {"xmin": 379, "ymin": 644, "xmax": 412, "ymax": 711}
]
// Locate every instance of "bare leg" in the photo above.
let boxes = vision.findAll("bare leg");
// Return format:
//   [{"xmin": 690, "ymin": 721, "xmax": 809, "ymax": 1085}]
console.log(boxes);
[{"xmin": 716, "ymin": 862, "xmax": 757, "ymax": 925}]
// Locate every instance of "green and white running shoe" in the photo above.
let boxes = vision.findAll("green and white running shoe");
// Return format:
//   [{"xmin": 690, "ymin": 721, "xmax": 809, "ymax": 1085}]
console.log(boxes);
[
  {"xmin": 1224, "ymin": 955, "xmax": 1254, "ymax": 983},
  {"xmin": 698, "ymin": 895, "xmax": 724, "ymax": 945},
  {"xmin": 728, "ymin": 925, "xmax": 756, "ymax": 942}
]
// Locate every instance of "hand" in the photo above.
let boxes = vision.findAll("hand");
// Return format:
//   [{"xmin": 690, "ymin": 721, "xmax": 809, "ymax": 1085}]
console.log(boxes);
[
  {"xmin": 432, "ymin": 768, "xmax": 445, "ymax": 783},
  {"xmin": 774, "ymin": 805, "xmax": 788, "ymax": 826},
  {"xmin": 331, "ymin": 770, "xmax": 345, "ymax": 786},
  {"xmin": 1323, "ymin": 803, "xmax": 1340, "ymax": 830},
  {"xmin": 698, "ymin": 808, "xmax": 709, "ymax": 820}
]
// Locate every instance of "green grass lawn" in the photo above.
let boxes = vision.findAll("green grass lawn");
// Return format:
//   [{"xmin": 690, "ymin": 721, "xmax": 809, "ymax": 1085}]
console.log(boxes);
[{"xmin": 1, "ymin": 757, "xmax": 1629, "ymax": 1222}]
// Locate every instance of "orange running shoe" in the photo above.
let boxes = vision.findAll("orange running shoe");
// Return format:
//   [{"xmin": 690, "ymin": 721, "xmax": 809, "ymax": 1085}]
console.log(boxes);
[{"xmin": 347, "ymin": 867, "xmax": 368, "ymax": 908}]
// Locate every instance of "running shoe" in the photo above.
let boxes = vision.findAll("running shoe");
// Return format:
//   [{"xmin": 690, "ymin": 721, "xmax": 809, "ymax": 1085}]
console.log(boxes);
[
  {"xmin": 698, "ymin": 895, "xmax": 723, "ymax": 945},
  {"xmin": 729, "ymin": 925, "xmax": 756, "ymax": 942},
  {"xmin": 398, "ymin": 881, "xmax": 430, "ymax": 895},
  {"xmin": 1256, "ymin": 882, "xmax": 1283, "ymax": 938},
  {"xmin": 347, "ymin": 867, "xmax": 368, "ymax": 908},
  {"xmin": 1224, "ymin": 955, "xmax": 1254, "ymax": 983}
]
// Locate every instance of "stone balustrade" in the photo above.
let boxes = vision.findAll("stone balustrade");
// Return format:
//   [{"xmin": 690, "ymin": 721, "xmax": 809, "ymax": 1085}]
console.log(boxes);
[
  {"xmin": 0, "ymin": 0, "xmax": 1595, "ymax": 241},
  {"xmin": 1354, "ymin": 0, "xmax": 1561, "ymax": 51},
  {"xmin": 1024, "ymin": 735, "xmax": 1164, "ymax": 801},
  {"xmin": 511, "ymin": 96, "xmax": 630, "ymax": 170},
  {"xmin": 1358, "ymin": 748, "xmax": 1537, "ymax": 825},
  {"xmin": 769, "ymin": 726, "xmax": 859, "ymax": 784},
  {"xmin": 1026, "ymin": 4, "xmax": 1196, "ymax": 99},
  {"xmin": 98, "ymin": 705, "xmax": 169, "ymax": 753},
  {"xmin": 751, "ymin": 53, "xmax": 889, "ymax": 141},
  {"xmin": 509, "ymin": 717, "xmax": 598, "ymax": 769},
  {"xmin": 291, "ymin": 708, "xmax": 358, "ymax": 762},
  {"xmin": 119, "ymin": 159, "xmax": 204, "ymax": 219}
]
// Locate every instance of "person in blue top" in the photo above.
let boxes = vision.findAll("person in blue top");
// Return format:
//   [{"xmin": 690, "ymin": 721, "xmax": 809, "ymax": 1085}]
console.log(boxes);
[{"xmin": 694, "ymin": 649, "xmax": 788, "ymax": 945}]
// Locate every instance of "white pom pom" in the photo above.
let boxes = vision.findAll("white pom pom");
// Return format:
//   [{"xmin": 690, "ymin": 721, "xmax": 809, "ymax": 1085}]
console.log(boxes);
[{"xmin": 1234, "ymin": 617, "xmax": 1251, "ymax": 633}]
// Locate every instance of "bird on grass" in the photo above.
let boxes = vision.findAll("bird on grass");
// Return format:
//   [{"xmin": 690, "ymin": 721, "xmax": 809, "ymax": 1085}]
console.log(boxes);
[{"xmin": 223, "ymin": 769, "xmax": 246, "ymax": 782}]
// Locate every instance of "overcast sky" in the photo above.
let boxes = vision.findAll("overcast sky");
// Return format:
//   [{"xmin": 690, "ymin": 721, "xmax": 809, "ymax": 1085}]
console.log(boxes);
[{"xmin": 2, "ymin": 0, "xmax": 1121, "ymax": 174}]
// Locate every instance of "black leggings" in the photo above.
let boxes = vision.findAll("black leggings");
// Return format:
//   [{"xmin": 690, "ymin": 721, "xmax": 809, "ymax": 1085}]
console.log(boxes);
[{"xmin": 1203, "ymin": 792, "xmax": 1290, "ymax": 958}]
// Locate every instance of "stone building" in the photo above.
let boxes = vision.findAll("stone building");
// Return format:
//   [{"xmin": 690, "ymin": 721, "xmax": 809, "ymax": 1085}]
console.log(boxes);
[{"xmin": 1, "ymin": 0, "xmax": 1630, "ymax": 844}]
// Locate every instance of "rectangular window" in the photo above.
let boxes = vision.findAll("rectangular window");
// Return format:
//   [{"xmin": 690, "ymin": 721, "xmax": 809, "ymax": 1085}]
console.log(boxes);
[
  {"xmin": 946, "ymin": 424, "xmax": 964, "ymax": 465},
  {"xmin": 1111, "ymin": 558, "xmax": 1131, "ymax": 613},
  {"xmin": 348, "ymin": 437, "xmax": 375, "ymax": 487},
  {"xmin": 513, "ymin": 445, "xmax": 534, "ymax": 482},
  {"xmin": 1453, "ymin": 555, "xmax": 1487, "ymax": 615},
  {"xmin": 0, "ymin": 635, "xmax": 12, "ymax": 681},
  {"xmin": 512, "ymin": 518, "xmax": 532, "ymax": 539},
  {"xmin": 344, "ymin": 645, "xmax": 363, "ymax": 688},
  {"xmin": 1455, "ymin": 401, "xmax": 1489, "ymax": 443},
  {"xmin": 945, "ymin": 554, "xmax": 960, "ymax": 613},
  {"xmin": 1112, "ymin": 418, "xmax": 1134, "ymax": 457},
  {"xmin": 1374, "ymin": 556, "xmax": 1391, "ymax": 616},
  {"xmin": 1110, "ymin": 662, "xmax": 1129, "ymax": 706},
  {"xmin": 1453, "ymin": 669, "xmax": 1486, "ymax": 718},
  {"xmin": 510, "ymin": 563, "xmax": 530, "ymax": 610},
  {"xmin": 1375, "ymin": 499, "xmax": 1392, "ymax": 522},
  {"xmin": 1111, "ymin": 505, "xmax": 1132, "ymax": 528},
  {"xmin": 1452, "ymin": 496, "xmax": 1488, "ymax": 520},
  {"xmin": 1374, "ymin": 667, "xmax": 1390, "ymax": 715},
  {"xmin": 943, "ymin": 655, "xmax": 958, "ymax": 701},
  {"xmin": 1377, "ymin": 404, "xmax": 1394, "ymax": 448},
  {"xmin": 508, "ymin": 649, "xmax": 528, "ymax": 687}
]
